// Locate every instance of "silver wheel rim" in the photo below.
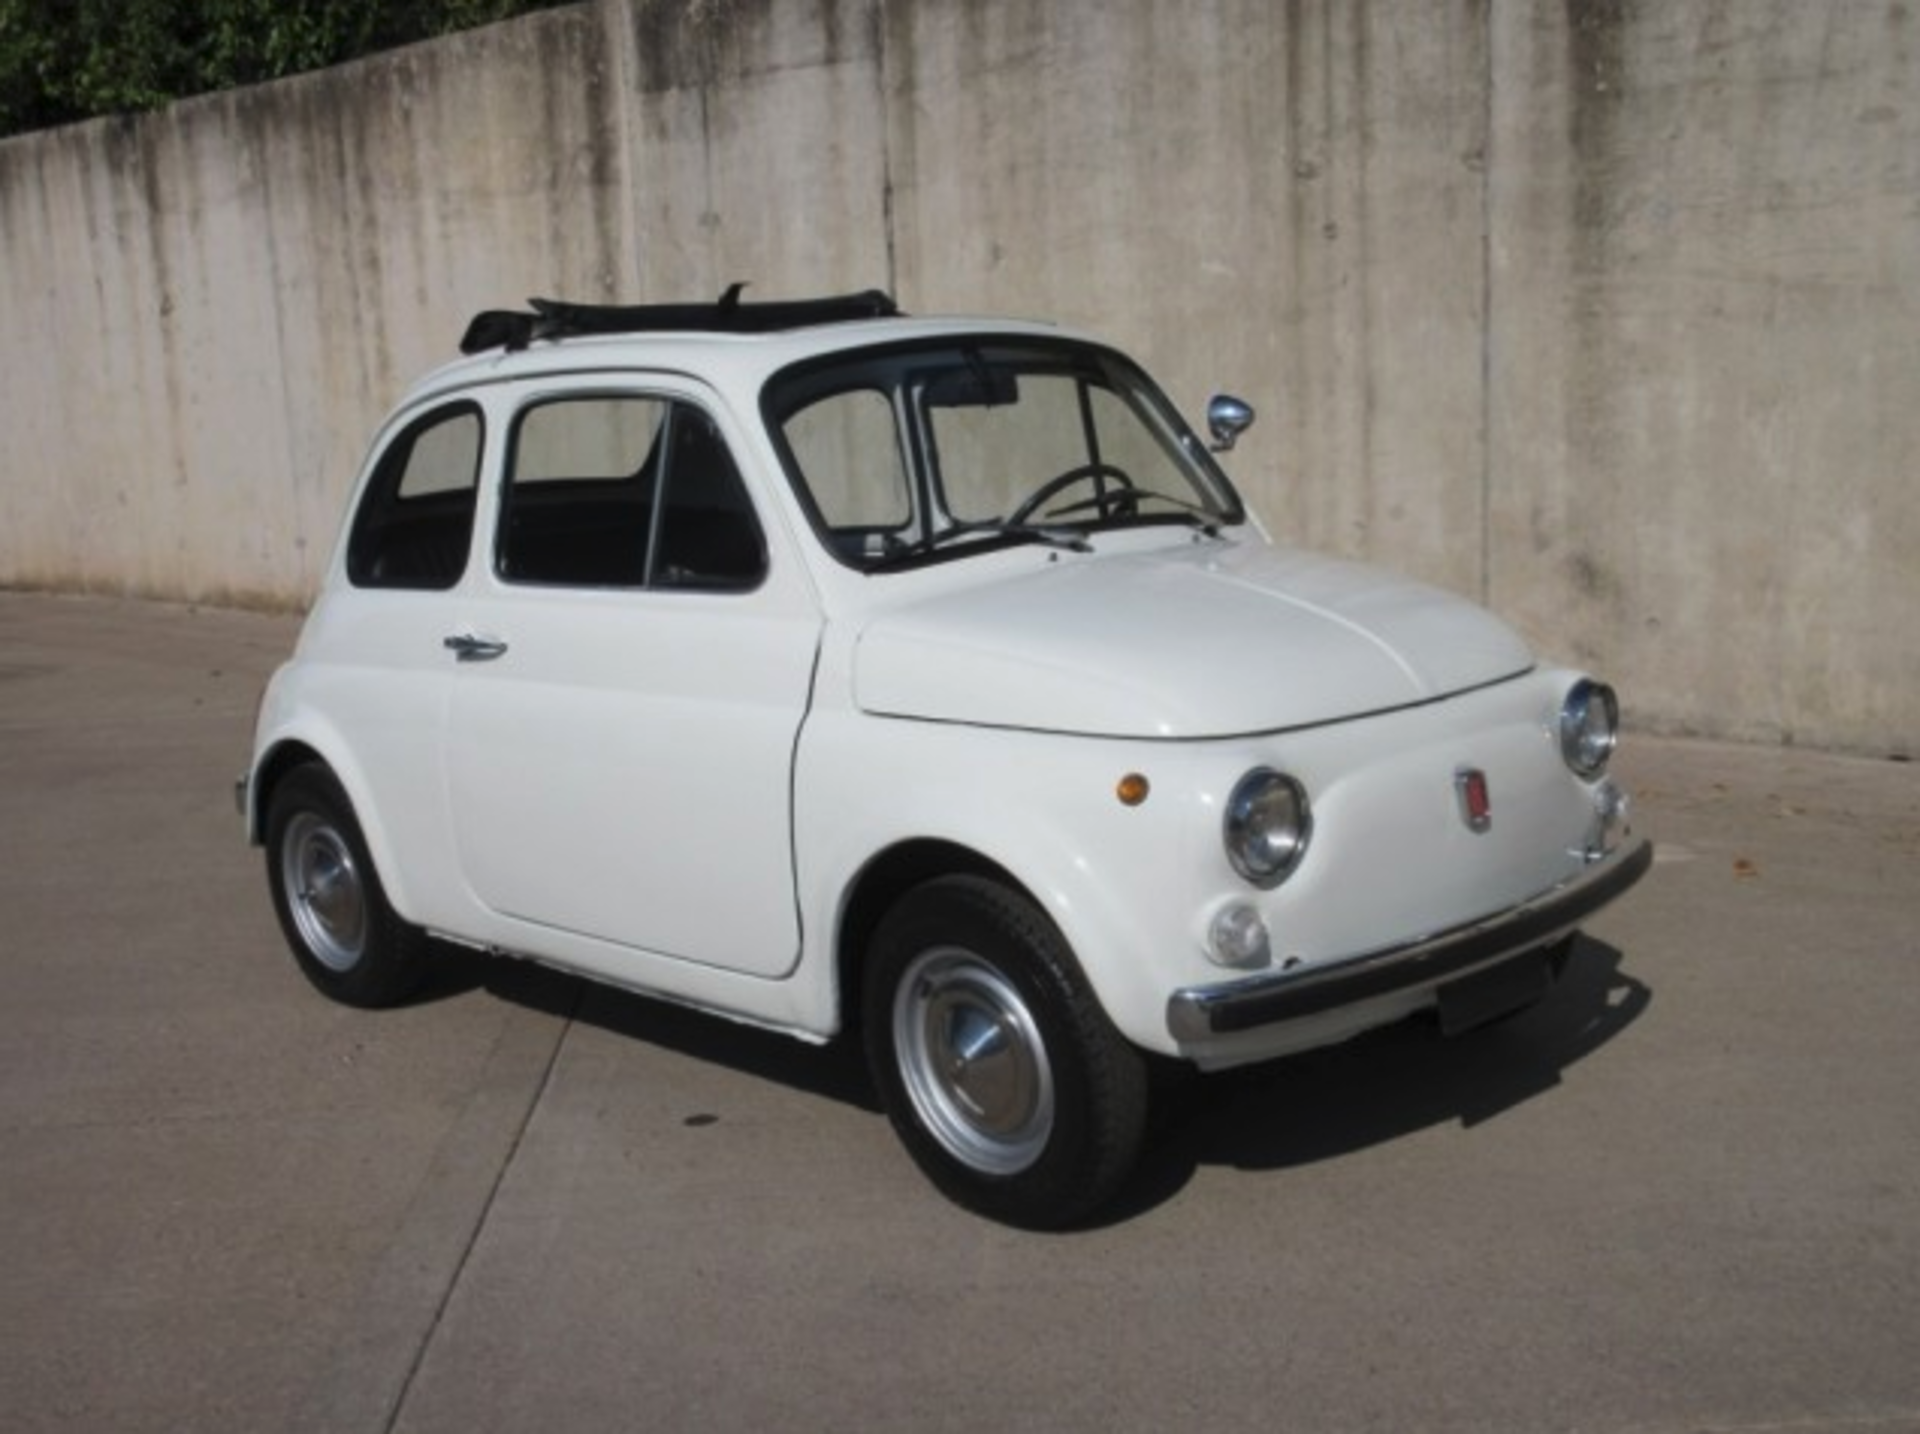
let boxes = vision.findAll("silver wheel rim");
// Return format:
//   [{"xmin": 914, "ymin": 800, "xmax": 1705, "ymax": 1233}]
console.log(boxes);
[
  {"xmin": 893, "ymin": 948, "xmax": 1055, "ymax": 1176},
  {"xmin": 280, "ymin": 812, "xmax": 367, "ymax": 973}
]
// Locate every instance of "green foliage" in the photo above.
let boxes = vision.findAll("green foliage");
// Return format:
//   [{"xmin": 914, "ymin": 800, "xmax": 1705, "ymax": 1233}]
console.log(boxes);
[{"xmin": 0, "ymin": 0, "xmax": 570, "ymax": 137}]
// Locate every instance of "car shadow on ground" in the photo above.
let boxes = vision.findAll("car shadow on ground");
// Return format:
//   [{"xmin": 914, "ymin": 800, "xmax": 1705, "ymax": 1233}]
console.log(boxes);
[
  {"xmin": 1103, "ymin": 936, "xmax": 1651, "ymax": 1223},
  {"xmin": 421, "ymin": 934, "xmax": 1648, "ymax": 1226},
  {"xmin": 417, "ymin": 943, "xmax": 881, "ymax": 1112}
]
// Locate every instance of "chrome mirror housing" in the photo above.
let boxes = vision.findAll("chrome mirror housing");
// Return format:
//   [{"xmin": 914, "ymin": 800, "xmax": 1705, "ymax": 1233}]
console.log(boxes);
[{"xmin": 1207, "ymin": 394, "xmax": 1255, "ymax": 452}]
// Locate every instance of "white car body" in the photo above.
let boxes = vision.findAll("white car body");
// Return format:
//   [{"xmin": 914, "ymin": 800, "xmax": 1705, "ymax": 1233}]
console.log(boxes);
[{"xmin": 244, "ymin": 295, "xmax": 1649, "ymax": 1223}]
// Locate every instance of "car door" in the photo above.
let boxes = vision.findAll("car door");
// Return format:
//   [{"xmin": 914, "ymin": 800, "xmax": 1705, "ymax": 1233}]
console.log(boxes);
[{"xmin": 442, "ymin": 382, "xmax": 821, "ymax": 979}]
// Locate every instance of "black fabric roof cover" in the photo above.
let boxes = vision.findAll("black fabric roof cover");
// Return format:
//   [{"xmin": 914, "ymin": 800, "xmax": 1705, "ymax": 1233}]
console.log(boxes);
[{"xmin": 459, "ymin": 285, "xmax": 901, "ymax": 354}]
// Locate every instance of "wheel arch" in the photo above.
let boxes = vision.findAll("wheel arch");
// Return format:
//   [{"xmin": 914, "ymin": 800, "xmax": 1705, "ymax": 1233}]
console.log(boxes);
[
  {"xmin": 246, "ymin": 738, "xmax": 328, "ymax": 844},
  {"xmin": 246, "ymin": 733, "xmax": 424, "ymax": 925},
  {"xmin": 833, "ymin": 838, "xmax": 1035, "ymax": 1039}
]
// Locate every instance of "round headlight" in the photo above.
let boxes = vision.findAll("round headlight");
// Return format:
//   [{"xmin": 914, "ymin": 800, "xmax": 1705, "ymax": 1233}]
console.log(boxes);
[
  {"xmin": 1223, "ymin": 769, "xmax": 1312, "ymax": 887},
  {"xmin": 1559, "ymin": 679, "xmax": 1620, "ymax": 779}
]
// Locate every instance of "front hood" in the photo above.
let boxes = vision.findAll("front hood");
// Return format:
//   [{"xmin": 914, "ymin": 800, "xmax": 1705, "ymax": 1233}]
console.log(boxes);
[{"xmin": 853, "ymin": 538, "xmax": 1534, "ymax": 738}]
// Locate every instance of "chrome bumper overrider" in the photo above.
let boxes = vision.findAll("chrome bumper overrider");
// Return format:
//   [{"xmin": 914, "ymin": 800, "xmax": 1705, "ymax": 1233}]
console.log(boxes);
[{"xmin": 1166, "ymin": 835, "xmax": 1654, "ymax": 1042}]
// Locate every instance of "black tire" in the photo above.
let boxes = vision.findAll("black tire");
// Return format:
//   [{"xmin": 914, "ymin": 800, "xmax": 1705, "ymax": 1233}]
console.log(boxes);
[
  {"xmin": 264, "ymin": 763, "xmax": 429, "ymax": 1009},
  {"xmin": 863, "ymin": 875, "xmax": 1149, "ymax": 1228}
]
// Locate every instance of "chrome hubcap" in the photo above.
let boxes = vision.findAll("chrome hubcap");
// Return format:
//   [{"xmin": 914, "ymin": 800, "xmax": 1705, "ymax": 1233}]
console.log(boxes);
[
  {"xmin": 281, "ymin": 813, "xmax": 366, "ymax": 972},
  {"xmin": 894, "ymin": 949, "xmax": 1054, "ymax": 1175}
]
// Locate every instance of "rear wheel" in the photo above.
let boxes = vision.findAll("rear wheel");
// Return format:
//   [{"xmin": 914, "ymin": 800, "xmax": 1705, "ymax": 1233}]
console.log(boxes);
[
  {"xmin": 864, "ymin": 875, "xmax": 1148, "ymax": 1228},
  {"xmin": 265, "ymin": 764, "xmax": 428, "ymax": 1008}
]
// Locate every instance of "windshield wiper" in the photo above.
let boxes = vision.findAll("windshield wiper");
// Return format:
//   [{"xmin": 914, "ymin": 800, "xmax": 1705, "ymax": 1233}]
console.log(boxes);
[
  {"xmin": 872, "ymin": 518, "xmax": 1092, "ymax": 569},
  {"xmin": 1047, "ymin": 487, "xmax": 1227, "ymax": 535}
]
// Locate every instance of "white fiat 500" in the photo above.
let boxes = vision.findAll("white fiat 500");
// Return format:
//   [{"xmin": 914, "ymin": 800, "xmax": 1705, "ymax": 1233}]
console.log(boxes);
[{"xmin": 241, "ymin": 290, "xmax": 1651, "ymax": 1227}]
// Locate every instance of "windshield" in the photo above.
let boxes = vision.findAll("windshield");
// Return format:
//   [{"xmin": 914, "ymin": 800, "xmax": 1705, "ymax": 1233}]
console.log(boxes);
[{"xmin": 764, "ymin": 337, "xmax": 1245, "ymax": 570}]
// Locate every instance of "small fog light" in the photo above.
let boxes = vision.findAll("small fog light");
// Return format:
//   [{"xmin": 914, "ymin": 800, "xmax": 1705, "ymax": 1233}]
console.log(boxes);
[{"xmin": 1207, "ymin": 902, "xmax": 1272, "ymax": 969}]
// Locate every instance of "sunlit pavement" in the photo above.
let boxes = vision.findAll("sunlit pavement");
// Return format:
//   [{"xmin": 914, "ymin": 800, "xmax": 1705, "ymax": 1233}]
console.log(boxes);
[{"xmin": 3, "ymin": 591, "xmax": 1916, "ymax": 1434}]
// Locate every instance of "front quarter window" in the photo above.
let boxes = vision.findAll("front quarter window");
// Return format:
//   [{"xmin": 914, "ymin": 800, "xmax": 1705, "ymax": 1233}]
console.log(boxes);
[
  {"xmin": 784, "ymin": 388, "xmax": 911, "ymax": 530},
  {"xmin": 781, "ymin": 387, "xmax": 913, "ymax": 561}
]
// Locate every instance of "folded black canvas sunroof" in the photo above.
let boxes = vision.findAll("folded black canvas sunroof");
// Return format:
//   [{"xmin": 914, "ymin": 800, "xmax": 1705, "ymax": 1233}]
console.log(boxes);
[{"xmin": 460, "ymin": 285, "xmax": 900, "ymax": 354}]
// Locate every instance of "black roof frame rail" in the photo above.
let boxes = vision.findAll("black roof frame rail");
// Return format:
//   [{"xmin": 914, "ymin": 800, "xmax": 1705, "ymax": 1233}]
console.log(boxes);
[{"xmin": 459, "ymin": 284, "xmax": 901, "ymax": 354}]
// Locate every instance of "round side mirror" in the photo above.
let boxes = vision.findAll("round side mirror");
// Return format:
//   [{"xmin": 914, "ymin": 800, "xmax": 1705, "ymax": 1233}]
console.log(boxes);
[{"xmin": 1207, "ymin": 394, "xmax": 1256, "ymax": 452}]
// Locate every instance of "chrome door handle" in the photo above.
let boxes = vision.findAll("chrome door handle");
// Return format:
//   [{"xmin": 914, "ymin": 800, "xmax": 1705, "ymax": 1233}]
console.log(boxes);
[{"xmin": 443, "ymin": 633, "xmax": 509, "ymax": 663}]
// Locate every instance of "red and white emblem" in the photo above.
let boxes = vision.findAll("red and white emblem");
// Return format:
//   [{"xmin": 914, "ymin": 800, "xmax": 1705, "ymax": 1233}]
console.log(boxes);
[{"xmin": 1456, "ymin": 767, "xmax": 1492, "ymax": 831}]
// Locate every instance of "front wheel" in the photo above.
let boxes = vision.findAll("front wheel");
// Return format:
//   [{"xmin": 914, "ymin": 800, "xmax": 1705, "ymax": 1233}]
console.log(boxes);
[
  {"xmin": 264, "ymin": 763, "xmax": 429, "ymax": 1008},
  {"xmin": 863, "ymin": 876, "xmax": 1148, "ymax": 1228}
]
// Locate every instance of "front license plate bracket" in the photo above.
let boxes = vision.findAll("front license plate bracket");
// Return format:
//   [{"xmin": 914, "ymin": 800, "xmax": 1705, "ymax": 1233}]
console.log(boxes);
[{"xmin": 1436, "ymin": 949, "xmax": 1554, "ymax": 1035}]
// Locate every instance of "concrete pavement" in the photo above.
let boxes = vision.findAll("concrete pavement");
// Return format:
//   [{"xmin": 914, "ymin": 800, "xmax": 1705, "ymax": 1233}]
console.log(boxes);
[{"xmin": 2, "ymin": 590, "xmax": 1916, "ymax": 1433}]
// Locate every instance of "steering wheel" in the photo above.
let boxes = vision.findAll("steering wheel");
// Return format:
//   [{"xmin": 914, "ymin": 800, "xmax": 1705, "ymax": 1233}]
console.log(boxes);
[{"xmin": 1006, "ymin": 462, "xmax": 1137, "ymax": 527}]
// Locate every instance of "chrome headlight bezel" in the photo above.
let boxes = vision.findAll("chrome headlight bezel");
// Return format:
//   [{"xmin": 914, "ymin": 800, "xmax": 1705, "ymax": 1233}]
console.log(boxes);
[
  {"xmin": 1223, "ymin": 768, "xmax": 1313, "ymax": 888},
  {"xmin": 1559, "ymin": 679, "xmax": 1620, "ymax": 779}
]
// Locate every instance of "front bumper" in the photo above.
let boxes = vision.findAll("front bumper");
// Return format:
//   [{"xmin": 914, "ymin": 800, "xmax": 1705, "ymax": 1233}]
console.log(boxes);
[{"xmin": 1166, "ymin": 835, "xmax": 1653, "ymax": 1042}]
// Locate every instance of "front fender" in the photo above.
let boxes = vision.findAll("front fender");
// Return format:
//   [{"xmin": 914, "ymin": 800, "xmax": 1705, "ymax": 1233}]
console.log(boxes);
[{"xmin": 793, "ymin": 709, "xmax": 1220, "ymax": 1056}]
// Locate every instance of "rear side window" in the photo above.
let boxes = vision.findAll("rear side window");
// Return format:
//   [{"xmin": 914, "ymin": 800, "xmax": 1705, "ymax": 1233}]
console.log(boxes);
[
  {"xmin": 346, "ymin": 404, "xmax": 483, "ymax": 590},
  {"xmin": 497, "ymin": 395, "xmax": 766, "ymax": 591}
]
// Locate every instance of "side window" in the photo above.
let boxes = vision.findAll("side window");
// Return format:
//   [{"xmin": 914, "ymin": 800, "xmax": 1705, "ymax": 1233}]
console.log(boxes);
[
  {"xmin": 653, "ymin": 406, "xmax": 767, "ymax": 591},
  {"xmin": 497, "ymin": 395, "xmax": 765, "ymax": 591},
  {"xmin": 346, "ymin": 404, "xmax": 483, "ymax": 590},
  {"xmin": 499, "ymin": 397, "xmax": 665, "ymax": 586}
]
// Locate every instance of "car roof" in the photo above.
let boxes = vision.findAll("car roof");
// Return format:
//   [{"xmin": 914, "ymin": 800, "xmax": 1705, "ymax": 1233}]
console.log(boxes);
[{"xmin": 395, "ymin": 311, "xmax": 1088, "ymax": 412}]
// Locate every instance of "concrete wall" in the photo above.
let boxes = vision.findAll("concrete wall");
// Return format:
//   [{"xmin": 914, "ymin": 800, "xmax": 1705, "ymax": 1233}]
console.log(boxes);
[
  {"xmin": 1488, "ymin": 2, "xmax": 1919, "ymax": 753},
  {"xmin": 1, "ymin": 0, "xmax": 1914, "ymax": 755}
]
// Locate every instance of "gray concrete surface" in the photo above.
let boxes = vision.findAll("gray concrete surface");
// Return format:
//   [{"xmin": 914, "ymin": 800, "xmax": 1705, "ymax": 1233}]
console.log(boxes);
[
  {"xmin": 2, "ymin": 589, "xmax": 1917, "ymax": 1434},
  {"xmin": 4, "ymin": 1, "xmax": 1918, "ymax": 753}
]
